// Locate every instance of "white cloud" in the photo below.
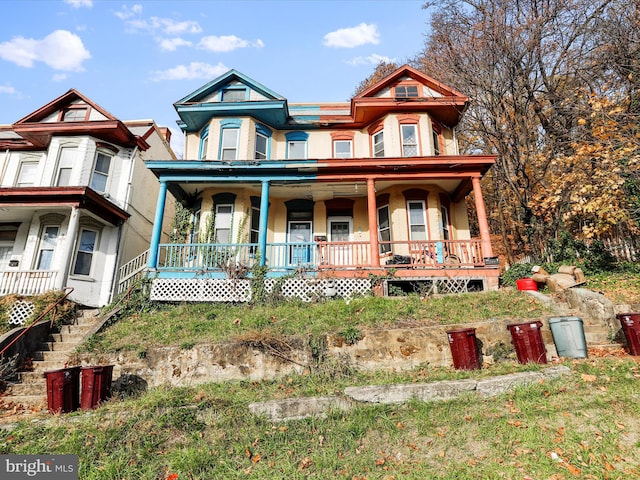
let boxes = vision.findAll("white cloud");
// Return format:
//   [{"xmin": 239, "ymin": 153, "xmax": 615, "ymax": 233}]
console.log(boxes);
[
  {"xmin": 323, "ymin": 23, "xmax": 380, "ymax": 48},
  {"xmin": 159, "ymin": 37, "xmax": 193, "ymax": 52},
  {"xmin": 198, "ymin": 35, "xmax": 264, "ymax": 53},
  {"xmin": 0, "ymin": 85, "xmax": 17, "ymax": 95},
  {"xmin": 64, "ymin": 0, "xmax": 92, "ymax": 7},
  {"xmin": 0, "ymin": 30, "xmax": 91, "ymax": 71},
  {"xmin": 125, "ymin": 16, "xmax": 202, "ymax": 35},
  {"xmin": 151, "ymin": 62, "xmax": 228, "ymax": 81},
  {"xmin": 115, "ymin": 4, "xmax": 143, "ymax": 20},
  {"xmin": 347, "ymin": 54, "xmax": 395, "ymax": 66}
]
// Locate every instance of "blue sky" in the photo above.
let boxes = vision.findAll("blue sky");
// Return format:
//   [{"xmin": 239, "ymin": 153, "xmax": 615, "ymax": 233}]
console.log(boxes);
[{"xmin": 0, "ymin": 0, "xmax": 430, "ymax": 154}]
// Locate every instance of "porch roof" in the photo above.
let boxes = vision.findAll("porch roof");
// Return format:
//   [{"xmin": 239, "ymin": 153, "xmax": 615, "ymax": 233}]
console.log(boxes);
[{"xmin": 0, "ymin": 186, "xmax": 130, "ymax": 226}]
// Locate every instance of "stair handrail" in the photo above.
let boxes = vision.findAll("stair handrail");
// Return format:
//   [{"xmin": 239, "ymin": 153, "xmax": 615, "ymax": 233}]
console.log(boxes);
[{"xmin": 0, "ymin": 287, "xmax": 74, "ymax": 359}]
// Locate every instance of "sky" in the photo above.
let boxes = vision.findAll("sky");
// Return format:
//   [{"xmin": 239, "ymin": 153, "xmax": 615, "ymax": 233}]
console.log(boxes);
[{"xmin": 0, "ymin": 0, "xmax": 431, "ymax": 155}]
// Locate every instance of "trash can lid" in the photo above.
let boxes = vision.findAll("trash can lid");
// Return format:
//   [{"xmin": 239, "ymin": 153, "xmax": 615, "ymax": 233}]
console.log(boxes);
[
  {"xmin": 549, "ymin": 316, "xmax": 582, "ymax": 324},
  {"xmin": 446, "ymin": 327, "xmax": 476, "ymax": 334}
]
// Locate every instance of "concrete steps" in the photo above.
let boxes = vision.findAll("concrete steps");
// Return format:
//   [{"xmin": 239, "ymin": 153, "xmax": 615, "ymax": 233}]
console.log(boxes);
[{"xmin": 4, "ymin": 308, "xmax": 102, "ymax": 409}]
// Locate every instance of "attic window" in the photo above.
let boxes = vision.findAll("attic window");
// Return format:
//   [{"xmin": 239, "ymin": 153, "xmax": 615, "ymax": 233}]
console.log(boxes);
[
  {"xmin": 61, "ymin": 107, "xmax": 88, "ymax": 122},
  {"xmin": 395, "ymin": 85, "xmax": 419, "ymax": 98},
  {"xmin": 221, "ymin": 87, "xmax": 246, "ymax": 102}
]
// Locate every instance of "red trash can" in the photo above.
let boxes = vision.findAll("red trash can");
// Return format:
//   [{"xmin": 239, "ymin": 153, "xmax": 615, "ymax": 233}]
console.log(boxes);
[
  {"xmin": 446, "ymin": 328, "xmax": 481, "ymax": 370},
  {"xmin": 615, "ymin": 313, "xmax": 640, "ymax": 355},
  {"xmin": 43, "ymin": 366, "xmax": 80, "ymax": 414},
  {"xmin": 80, "ymin": 365, "xmax": 114, "ymax": 409},
  {"xmin": 516, "ymin": 278, "xmax": 538, "ymax": 291},
  {"xmin": 507, "ymin": 321, "xmax": 547, "ymax": 364}
]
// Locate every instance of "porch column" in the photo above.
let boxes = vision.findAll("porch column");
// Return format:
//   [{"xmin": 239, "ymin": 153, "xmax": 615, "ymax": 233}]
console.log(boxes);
[
  {"xmin": 366, "ymin": 177, "xmax": 380, "ymax": 267},
  {"xmin": 148, "ymin": 180, "xmax": 168, "ymax": 269},
  {"xmin": 471, "ymin": 176, "xmax": 494, "ymax": 258},
  {"xmin": 259, "ymin": 180, "xmax": 270, "ymax": 266},
  {"xmin": 58, "ymin": 206, "xmax": 80, "ymax": 289}
]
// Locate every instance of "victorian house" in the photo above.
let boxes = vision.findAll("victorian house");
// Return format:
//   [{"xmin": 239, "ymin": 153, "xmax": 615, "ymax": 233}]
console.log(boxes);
[
  {"xmin": 145, "ymin": 65, "xmax": 497, "ymax": 302},
  {"xmin": 0, "ymin": 90, "xmax": 175, "ymax": 308}
]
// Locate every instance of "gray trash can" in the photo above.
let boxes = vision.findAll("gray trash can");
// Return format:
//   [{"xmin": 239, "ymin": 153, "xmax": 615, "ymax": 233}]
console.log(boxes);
[{"xmin": 548, "ymin": 316, "xmax": 588, "ymax": 358}]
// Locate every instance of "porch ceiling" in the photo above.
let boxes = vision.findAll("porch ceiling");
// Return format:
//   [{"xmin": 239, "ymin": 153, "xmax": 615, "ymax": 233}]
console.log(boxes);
[{"xmin": 171, "ymin": 179, "xmax": 464, "ymax": 201}]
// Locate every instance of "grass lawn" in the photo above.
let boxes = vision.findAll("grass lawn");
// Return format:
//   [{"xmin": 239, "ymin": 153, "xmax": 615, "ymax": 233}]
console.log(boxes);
[
  {"xmin": 81, "ymin": 290, "xmax": 553, "ymax": 354},
  {"xmin": 1, "ymin": 357, "xmax": 639, "ymax": 479}
]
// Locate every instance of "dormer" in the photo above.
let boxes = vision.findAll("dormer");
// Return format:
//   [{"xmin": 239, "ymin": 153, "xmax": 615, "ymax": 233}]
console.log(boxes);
[
  {"xmin": 174, "ymin": 70, "xmax": 290, "ymax": 132},
  {"xmin": 12, "ymin": 89, "xmax": 149, "ymax": 150}
]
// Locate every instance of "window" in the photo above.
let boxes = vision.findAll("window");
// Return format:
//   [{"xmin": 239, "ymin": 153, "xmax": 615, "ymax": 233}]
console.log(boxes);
[
  {"xmin": 72, "ymin": 229, "xmax": 97, "ymax": 276},
  {"xmin": 62, "ymin": 107, "xmax": 88, "ymax": 122},
  {"xmin": 36, "ymin": 226, "xmax": 59, "ymax": 270},
  {"xmin": 199, "ymin": 126, "xmax": 209, "ymax": 160},
  {"xmin": 377, "ymin": 204, "xmax": 392, "ymax": 254},
  {"xmin": 214, "ymin": 204, "xmax": 233, "ymax": 243},
  {"xmin": 16, "ymin": 161, "xmax": 38, "ymax": 187},
  {"xmin": 90, "ymin": 151, "xmax": 112, "ymax": 192},
  {"xmin": 0, "ymin": 225, "xmax": 18, "ymax": 269},
  {"xmin": 220, "ymin": 128, "xmax": 239, "ymax": 161},
  {"xmin": 395, "ymin": 85, "xmax": 419, "ymax": 98},
  {"xmin": 288, "ymin": 141, "xmax": 306, "ymax": 159},
  {"xmin": 440, "ymin": 206, "xmax": 450, "ymax": 240},
  {"xmin": 334, "ymin": 140, "xmax": 352, "ymax": 158},
  {"xmin": 221, "ymin": 87, "xmax": 246, "ymax": 102},
  {"xmin": 55, "ymin": 147, "xmax": 77, "ymax": 186},
  {"xmin": 401, "ymin": 124, "xmax": 418, "ymax": 157},
  {"xmin": 190, "ymin": 208, "xmax": 201, "ymax": 243},
  {"xmin": 373, "ymin": 131, "xmax": 384, "ymax": 158},
  {"xmin": 255, "ymin": 132, "xmax": 268, "ymax": 160},
  {"xmin": 407, "ymin": 201, "xmax": 427, "ymax": 240},
  {"xmin": 250, "ymin": 205, "xmax": 260, "ymax": 245},
  {"xmin": 432, "ymin": 129, "xmax": 441, "ymax": 155},
  {"xmin": 285, "ymin": 132, "xmax": 308, "ymax": 159}
]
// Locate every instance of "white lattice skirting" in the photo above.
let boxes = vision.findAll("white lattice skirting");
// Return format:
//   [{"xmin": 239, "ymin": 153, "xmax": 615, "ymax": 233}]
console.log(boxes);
[
  {"xmin": 150, "ymin": 278, "xmax": 371, "ymax": 303},
  {"xmin": 9, "ymin": 300, "xmax": 35, "ymax": 326}
]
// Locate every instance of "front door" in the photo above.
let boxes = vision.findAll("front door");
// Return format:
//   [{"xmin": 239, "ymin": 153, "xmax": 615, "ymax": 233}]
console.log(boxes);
[
  {"xmin": 288, "ymin": 221, "xmax": 312, "ymax": 265},
  {"xmin": 328, "ymin": 217, "xmax": 353, "ymax": 266}
]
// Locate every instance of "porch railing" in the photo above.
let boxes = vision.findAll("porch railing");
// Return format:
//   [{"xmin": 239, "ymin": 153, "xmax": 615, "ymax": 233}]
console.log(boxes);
[
  {"xmin": 0, "ymin": 270, "xmax": 58, "ymax": 296},
  {"xmin": 117, "ymin": 249, "xmax": 149, "ymax": 294},
  {"xmin": 156, "ymin": 239, "xmax": 486, "ymax": 272}
]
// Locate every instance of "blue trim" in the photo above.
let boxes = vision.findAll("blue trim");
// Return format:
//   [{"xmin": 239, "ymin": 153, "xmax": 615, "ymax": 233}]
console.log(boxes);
[
  {"xmin": 218, "ymin": 119, "xmax": 242, "ymax": 160},
  {"xmin": 198, "ymin": 125, "xmax": 209, "ymax": 160},
  {"xmin": 148, "ymin": 181, "xmax": 168, "ymax": 269},
  {"xmin": 255, "ymin": 123, "xmax": 272, "ymax": 160},
  {"xmin": 220, "ymin": 118, "xmax": 243, "ymax": 127},
  {"xmin": 285, "ymin": 131, "xmax": 309, "ymax": 141},
  {"xmin": 259, "ymin": 181, "xmax": 270, "ymax": 266}
]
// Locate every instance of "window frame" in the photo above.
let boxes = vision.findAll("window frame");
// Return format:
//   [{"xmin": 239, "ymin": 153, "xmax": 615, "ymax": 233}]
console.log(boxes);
[
  {"xmin": 394, "ymin": 85, "xmax": 419, "ymax": 98},
  {"xmin": 285, "ymin": 132, "xmax": 309, "ymax": 160},
  {"xmin": 72, "ymin": 228, "xmax": 99, "ymax": 277},
  {"xmin": 401, "ymin": 124, "xmax": 419, "ymax": 157},
  {"xmin": 89, "ymin": 150, "xmax": 113, "ymax": 193},
  {"xmin": 35, "ymin": 225, "xmax": 60, "ymax": 270},
  {"xmin": 55, "ymin": 146, "xmax": 77, "ymax": 186},
  {"xmin": 221, "ymin": 86, "xmax": 247, "ymax": 102},
  {"xmin": 213, "ymin": 204, "xmax": 234, "ymax": 243},
  {"xmin": 60, "ymin": 106, "xmax": 89, "ymax": 122},
  {"xmin": 199, "ymin": 125, "xmax": 210, "ymax": 160},
  {"xmin": 377, "ymin": 204, "xmax": 392, "ymax": 255},
  {"xmin": 407, "ymin": 200, "xmax": 428, "ymax": 241},
  {"xmin": 372, "ymin": 130, "xmax": 385, "ymax": 158},
  {"xmin": 333, "ymin": 140, "xmax": 352, "ymax": 159},
  {"xmin": 15, "ymin": 160, "xmax": 39, "ymax": 187}
]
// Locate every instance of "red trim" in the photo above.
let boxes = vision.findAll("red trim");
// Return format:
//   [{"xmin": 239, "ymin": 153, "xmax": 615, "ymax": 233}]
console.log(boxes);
[{"xmin": 0, "ymin": 187, "xmax": 129, "ymax": 226}]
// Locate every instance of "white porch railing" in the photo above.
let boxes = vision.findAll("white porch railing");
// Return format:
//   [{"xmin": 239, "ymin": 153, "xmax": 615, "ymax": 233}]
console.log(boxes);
[
  {"xmin": 0, "ymin": 270, "xmax": 58, "ymax": 296},
  {"xmin": 117, "ymin": 249, "xmax": 150, "ymax": 294}
]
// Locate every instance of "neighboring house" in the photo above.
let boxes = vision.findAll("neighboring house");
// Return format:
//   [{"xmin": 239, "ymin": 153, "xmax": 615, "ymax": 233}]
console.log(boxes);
[
  {"xmin": 0, "ymin": 89, "xmax": 176, "ymax": 308},
  {"xmin": 145, "ymin": 65, "xmax": 498, "ymax": 302}
]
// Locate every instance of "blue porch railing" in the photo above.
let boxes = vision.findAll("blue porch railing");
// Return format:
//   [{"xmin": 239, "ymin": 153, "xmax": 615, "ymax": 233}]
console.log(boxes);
[{"xmin": 155, "ymin": 239, "xmax": 488, "ymax": 276}]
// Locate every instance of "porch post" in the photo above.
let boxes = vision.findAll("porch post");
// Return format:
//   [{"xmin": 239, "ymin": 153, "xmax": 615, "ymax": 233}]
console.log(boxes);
[
  {"xmin": 366, "ymin": 177, "xmax": 380, "ymax": 267},
  {"xmin": 58, "ymin": 206, "xmax": 80, "ymax": 289},
  {"xmin": 471, "ymin": 176, "xmax": 494, "ymax": 258},
  {"xmin": 148, "ymin": 180, "xmax": 168, "ymax": 269},
  {"xmin": 259, "ymin": 180, "xmax": 270, "ymax": 266}
]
